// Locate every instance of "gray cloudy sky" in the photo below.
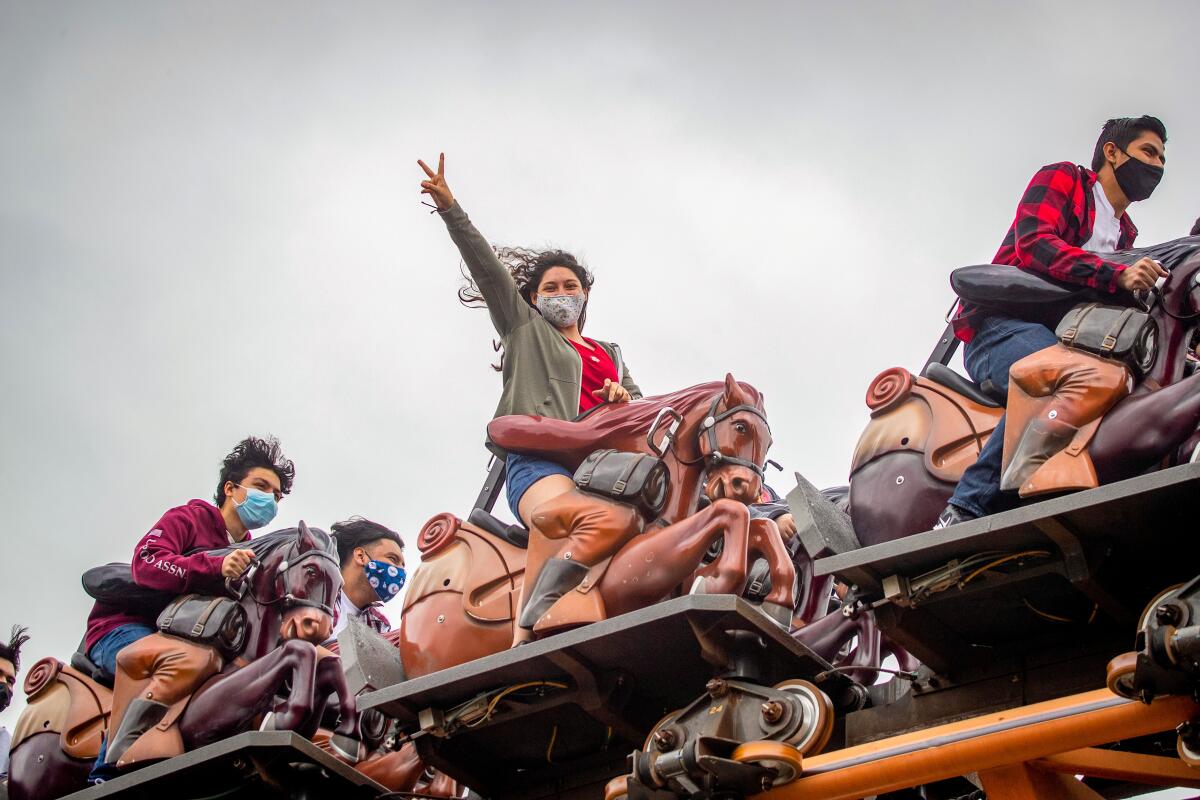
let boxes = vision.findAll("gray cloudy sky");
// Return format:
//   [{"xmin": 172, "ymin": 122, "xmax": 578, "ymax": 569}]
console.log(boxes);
[{"xmin": 2, "ymin": 2, "xmax": 1198, "ymax": 782}]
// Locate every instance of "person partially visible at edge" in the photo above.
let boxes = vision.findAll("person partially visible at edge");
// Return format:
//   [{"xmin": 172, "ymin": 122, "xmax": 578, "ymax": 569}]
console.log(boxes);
[
  {"xmin": 0, "ymin": 625, "xmax": 31, "ymax": 783},
  {"xmin": 324, "ymin": 518, "xmax": 406, "ymax": 647},
  {"xmin": 939, "ymin": 116, "xmax": 1168, "ymax": 528},
  {"xmin": 83, "ymin": 436, "xmax": 296, "ymax": 677},
  {"xmin": 1191, "ymin": 217, "xmax": 1200, "ymax": 237},
  {"xmin": 418, "ymin": 153, "xmax": 643, "ymax": 644}
]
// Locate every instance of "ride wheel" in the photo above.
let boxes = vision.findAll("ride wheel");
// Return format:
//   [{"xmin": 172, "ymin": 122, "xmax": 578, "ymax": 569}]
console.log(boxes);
[
  {"xmin": 731, "ymin": 741, "xmax": 803, "ymax": 786},
  {"xmin": 773, "ymin": 679, "xmax": 834, "ymax": 755},
  {"xmin": 604, "ymin": 774, "xmax": 630, "ymax": 800},
  {"xmin": 1179, "ymin": 733, "xmax": 1200, "ymax": 767},
  {"xmin": 1106, "ymin": 652, "xmax": 1138, "ymax": 699}
]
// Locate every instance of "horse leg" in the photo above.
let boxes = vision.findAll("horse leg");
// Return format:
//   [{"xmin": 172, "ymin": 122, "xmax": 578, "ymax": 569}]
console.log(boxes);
[
  {"xmin": 791, "ymin": 608, "xmax": 860, "ymax": 664},
  {"xmin": 600, "ymin": 499, "xmax": 750, "ymax": 618},
  {"xmin": 746, "ymin": 518, "xmax": 798, "ymax": 616},
  {"xmin": 837, "ymin": 615, "xmax": 883, "ymax": 686},
  {"xmin": 313, "ymin": 653, "xmax": 364, "ymax": 762},
  {"xmin": 179, "ymin": 639, "xmax": 318, "ymax": 749},
  {"xmin": 1091, "ymin": 374, "xmax": 1200, "ymax": 482}
]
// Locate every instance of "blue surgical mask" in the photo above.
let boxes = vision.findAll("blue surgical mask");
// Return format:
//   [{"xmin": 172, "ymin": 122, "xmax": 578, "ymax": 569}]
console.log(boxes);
[
  {"xmin": 364, "ymin": 560, "xmax": 406, "ymax": 603},
  {"xmin": 234, "ymin": 485, "xmax": 278, "ymax": 530}
]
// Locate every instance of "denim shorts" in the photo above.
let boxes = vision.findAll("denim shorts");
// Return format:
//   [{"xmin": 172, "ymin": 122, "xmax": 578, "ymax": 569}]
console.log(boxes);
[{"xmin": 505, "ymin": 454, "xmax": 572, "ymax": 521}]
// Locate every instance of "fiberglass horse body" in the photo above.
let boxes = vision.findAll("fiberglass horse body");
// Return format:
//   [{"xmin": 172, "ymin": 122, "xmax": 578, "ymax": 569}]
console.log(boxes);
[
  {"xmin": 394, "ymin": 374, "xmax": 797, "ymax": 679},
  {"xmin": 848, "ymin": 237, "xmax": 1200, "ymax": 545},
  {"xmin": 8, "ymin": 523, "xmax": 365, "ymax": 800}
]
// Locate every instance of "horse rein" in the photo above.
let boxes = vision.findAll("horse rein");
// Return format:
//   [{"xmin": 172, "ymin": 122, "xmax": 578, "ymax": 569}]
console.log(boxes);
[
  {"xmin": 667, "ymin": 392, "xmax": 771, "ymax": 479},
  {"xmin": 229, "ymin": 548, "xmax": 340, "ymax": 618}
]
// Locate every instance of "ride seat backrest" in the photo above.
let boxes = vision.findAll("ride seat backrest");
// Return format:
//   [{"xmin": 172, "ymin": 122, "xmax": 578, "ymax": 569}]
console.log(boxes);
[
  {"xmin": 70, "ymin": 638, "xmax": 115, "ymax": 688},
  {"xmin": 467, "ymin": 508, "xmax": 530, "ymax": 549},
  {"xmin": 922, "ymin": 362, "xmax": 1003, "ymax": 408}
]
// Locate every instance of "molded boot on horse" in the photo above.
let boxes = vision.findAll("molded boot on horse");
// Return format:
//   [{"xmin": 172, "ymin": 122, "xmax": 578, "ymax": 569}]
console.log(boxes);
[
  {"xmin": 397, "ymin": 376, "xmax": 796, "ymax": 677},
  {"xmin": 848, "ymin": 237, "xmax": 1200, "ymax": 545}
]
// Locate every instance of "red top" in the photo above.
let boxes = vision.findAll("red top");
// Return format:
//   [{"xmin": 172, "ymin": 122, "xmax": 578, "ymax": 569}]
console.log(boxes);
[
  {"xmin": 84, "ymin": 499, "xmax": 245, "ymax": 651},
  {"xmin": 953, "ymin": 163, "xmax": 1138, "ymax": 342},
  {"xmin": 570, "ymin": 337, "xmax": 620, "ymax": 413}
]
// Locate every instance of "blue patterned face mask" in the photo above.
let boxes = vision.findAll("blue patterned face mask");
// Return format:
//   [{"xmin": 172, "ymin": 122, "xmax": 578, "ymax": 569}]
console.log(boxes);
[{"xmin": 364, "ymin": 561, "xmax": 406, "ymax": 603}]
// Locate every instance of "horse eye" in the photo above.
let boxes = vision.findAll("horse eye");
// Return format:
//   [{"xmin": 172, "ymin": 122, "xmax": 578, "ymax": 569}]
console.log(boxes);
[{"xmin": 734, "ymin": 422, "xmax": 748, "ymax": 434}]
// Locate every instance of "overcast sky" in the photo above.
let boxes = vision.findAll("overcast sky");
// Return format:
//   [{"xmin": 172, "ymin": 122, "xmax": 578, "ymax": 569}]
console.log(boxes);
[{"xmin": 2, "ymin": 4, "xmax": 1198, "ymax": 789}]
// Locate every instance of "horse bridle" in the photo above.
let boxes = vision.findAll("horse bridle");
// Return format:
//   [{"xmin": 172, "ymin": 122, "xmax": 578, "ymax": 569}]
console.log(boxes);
[
  {"xmin": 652, "ymin": 392, "xmax": 771, "ymax": 479},
  {"xmin": 231, "ymin": 548, "xmax": 340, "ymax": 618}
]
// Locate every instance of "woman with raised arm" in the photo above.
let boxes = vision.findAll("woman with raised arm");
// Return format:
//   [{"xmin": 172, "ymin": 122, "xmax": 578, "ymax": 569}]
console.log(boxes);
[{"xmin": 418, "ymin": 154, "xmax": 643, "ymax": 642}]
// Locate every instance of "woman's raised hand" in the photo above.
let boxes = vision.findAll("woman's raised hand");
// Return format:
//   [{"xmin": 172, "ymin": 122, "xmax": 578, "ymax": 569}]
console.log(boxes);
[
  {"xmin": 592, "ymin": 379, "xmax": 632, "ymax": 404},
  {"xmin": 418, "ymin": 153, "xmax": 456, "ymax": 211}
]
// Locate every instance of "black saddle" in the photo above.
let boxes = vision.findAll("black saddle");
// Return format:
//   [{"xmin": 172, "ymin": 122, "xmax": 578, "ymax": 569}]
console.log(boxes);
[{"xmin": 922, "ymin": 362, "xmax": 1003, "ymax": 408}]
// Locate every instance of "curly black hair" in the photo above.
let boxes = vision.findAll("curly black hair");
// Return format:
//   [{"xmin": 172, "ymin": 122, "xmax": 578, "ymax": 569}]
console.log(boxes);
[
  {"xmin": 459, "ymin": 247, "xmax": 595, "ymax": 371},
  {"xmin": 213, "ymin": 436, "xmax": 296, "ymax": 508},
  {"xmin": 0, "ymin": 625, "xmax": 30, "ymax": 672}
]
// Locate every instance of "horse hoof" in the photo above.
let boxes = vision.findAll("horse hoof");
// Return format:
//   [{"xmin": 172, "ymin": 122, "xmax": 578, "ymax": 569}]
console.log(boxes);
[
  {"xmin": 329, "ymin": 732, "xmax": 364, "ymax": 764},
  {"xmin": 759, "ymin": 602, "xmax": 793, "ymax": 629},
  {"xmin": 259, "ymin": 712, "xmax": 276, "ymax": 731}
]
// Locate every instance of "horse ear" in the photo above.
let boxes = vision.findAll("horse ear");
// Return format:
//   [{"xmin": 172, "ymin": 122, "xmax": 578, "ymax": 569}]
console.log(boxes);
[
  {"xmin": 723, "ymin": 373, "xmax": 743, "ymax": 406},
  {"xmin": 296, "ymin": 520, "xmax": 318, "ymax": 554}
]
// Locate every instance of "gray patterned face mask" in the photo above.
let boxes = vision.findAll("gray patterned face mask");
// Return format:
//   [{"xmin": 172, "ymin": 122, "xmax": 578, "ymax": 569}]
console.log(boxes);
[{"xmin": 536, "ymin": 293, "xmax": 586, "ymax": 328}]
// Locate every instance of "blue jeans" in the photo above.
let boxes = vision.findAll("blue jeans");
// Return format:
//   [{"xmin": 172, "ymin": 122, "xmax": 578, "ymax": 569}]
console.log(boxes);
[
  {"xmin": 948, "ymin": 316, "xmax": 1058, "ymax": 517},
  {"xmin": 505, "ymin": 454, "xmax": 572, "ymax": 521},
  {"xmin": 89, "ymin": 623, "xmax": 156, "ymax": 676}
]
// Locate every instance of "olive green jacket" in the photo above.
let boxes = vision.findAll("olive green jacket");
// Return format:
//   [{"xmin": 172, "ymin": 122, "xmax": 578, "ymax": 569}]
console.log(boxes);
[{"xmin": 439, "ymin": 202, "xmax": 642, "ymax": 420}]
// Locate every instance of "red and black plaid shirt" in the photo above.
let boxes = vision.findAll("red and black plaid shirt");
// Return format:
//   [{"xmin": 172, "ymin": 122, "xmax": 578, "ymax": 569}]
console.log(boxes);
[{"xmin": 953, "ymin": 162, "xmax": 1138, "ymax": 342}]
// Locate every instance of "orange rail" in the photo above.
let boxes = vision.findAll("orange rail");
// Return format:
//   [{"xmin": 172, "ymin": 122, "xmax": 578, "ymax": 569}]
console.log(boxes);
[{"xmin": 756, "ymin": 689, "xmax": 1200, "ymax": 800}]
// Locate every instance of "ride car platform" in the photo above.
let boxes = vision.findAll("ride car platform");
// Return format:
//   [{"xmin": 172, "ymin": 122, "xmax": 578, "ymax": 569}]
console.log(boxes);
[
  {"xmin": 358, "ymin": 594, "xmax": 850, "ymax": 800},
  {"xmin": 815, "ymin": 462, "xmax": 1200, "ymax": 742},
  {"xmin": 60, "ymin": 731, "xmax": 384, "ymax": 800}
]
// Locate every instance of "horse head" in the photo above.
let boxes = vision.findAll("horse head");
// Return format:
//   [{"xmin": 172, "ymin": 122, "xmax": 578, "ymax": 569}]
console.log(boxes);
[
  {"xmin": 698, "ymin": 374, "xmax": 772, "ymax": 506},
  {"xmin": 238, "ymin": 522, "xmax": 342, "ymax": 650},
  {"xmin": 1157, "ymin": 244, "xmax": 1200, "ymax": 320}
]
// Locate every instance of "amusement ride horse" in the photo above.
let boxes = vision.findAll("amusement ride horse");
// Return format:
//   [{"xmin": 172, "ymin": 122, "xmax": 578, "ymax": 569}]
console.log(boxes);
[
  {"xmin": 392, "ymin": 374, "xmax": 796, "ymax": 678},
  {"xmin": 848, "ymin": 237, "xmax": 1200, "ymax": 544},
  {"xmin": 7, "ymin": 523, "xmax": 365, "ymax": 800}
]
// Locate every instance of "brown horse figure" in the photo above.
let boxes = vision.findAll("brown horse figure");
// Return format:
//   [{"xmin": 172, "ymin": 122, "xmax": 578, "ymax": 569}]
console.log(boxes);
[
  {"xmin": 7, "ymin": 524, "xmax": 366, "ymax": 800},
  {"xmin": 848, "ymin": 237, "xmax": 1200, "ymax": 544},
  {"xmin": 394, "ymin": 375, "xmax": 796, "ymax": 678}
]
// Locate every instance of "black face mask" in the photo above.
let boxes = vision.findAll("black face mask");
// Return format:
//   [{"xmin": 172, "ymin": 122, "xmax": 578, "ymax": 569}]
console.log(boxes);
[
  {"xmin": 1114, "ymin": 149, "xmax": 1164, "ymax": 202},
  {"xmin": 0, "ymin": 682, "xmax": 11, "ymax": 713}
]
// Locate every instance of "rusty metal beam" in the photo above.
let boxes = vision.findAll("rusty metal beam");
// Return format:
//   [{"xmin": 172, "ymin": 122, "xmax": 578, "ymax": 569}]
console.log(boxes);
[
  {"xmin": 755, "ymin": 689, "xmax": 1199, "ymax": 800},
  {"xmin": 1031, "ymin": 746, "xmax": 1200, "ymax": 788}
]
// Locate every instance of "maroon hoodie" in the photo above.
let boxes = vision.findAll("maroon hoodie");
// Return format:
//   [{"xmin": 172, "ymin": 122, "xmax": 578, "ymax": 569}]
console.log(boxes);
[{"xmin": 84, "ymin": 499, "xmax": 247, "ymax": 652}]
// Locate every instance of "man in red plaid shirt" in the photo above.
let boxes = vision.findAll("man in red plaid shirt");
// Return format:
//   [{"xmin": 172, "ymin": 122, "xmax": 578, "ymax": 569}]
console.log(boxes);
[{"xmin": 938, "ymin": 116, "xmax": 1168, "ymax": 528}]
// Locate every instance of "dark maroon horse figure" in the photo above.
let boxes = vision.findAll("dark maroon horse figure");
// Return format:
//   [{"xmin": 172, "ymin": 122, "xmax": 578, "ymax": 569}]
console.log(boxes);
[{"xmin": 8, "ymin": 523, "xmax": 366, "ymax": 800}]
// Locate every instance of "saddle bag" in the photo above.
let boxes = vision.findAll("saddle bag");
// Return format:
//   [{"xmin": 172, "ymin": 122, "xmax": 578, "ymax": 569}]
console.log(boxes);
[
  {"xmin": 574, "ymin": 449, "xmax": 670, "ymax": 519},
  {"xmin": 1055, "ymin": 302, "xmax": 1156, "ymax": 374},
  {"xmin": 157, "ymin": 594, "xmax": 248, "ymax": 658}
]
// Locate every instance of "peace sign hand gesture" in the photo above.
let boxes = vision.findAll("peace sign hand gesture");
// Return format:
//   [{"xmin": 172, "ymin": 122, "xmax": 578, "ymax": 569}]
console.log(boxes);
[{"xmin": 418, "ymin": 153, "xmax": 456, "ymax": 211}]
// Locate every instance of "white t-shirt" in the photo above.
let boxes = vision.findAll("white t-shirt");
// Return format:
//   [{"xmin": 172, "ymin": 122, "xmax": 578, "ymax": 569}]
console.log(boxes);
[
  {"xmin": 323, "ymin": 591, "xmax": 391, "ymax": 647},
  {"xmin": 0, "ymin": 725, "xmax": 11, "ymax": 780},
  {"xmin": 1084, "ymin": 182, "xmax": 1121, "ymax": 254}
]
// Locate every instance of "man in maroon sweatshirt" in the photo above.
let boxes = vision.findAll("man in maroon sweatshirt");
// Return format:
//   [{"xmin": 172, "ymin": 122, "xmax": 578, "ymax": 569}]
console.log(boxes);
[{"xmin": 83, "ymin": 436, "xmax": 295, "ymax": 777}]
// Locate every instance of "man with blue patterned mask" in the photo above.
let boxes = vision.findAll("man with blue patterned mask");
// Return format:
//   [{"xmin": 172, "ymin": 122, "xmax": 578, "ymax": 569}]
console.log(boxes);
[{"xmin": 325, "ymin": 518, "xmax": 406, "ymax": 646}]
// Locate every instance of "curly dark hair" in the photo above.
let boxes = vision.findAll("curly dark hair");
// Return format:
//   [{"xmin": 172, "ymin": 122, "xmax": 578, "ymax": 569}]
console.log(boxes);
[
  {"xmin": 0, "ymin": 625, "xmax": 30, "ymax": 672},
  {"xmin": 213, "ymin": 436, "xmax": 296, "ymax": 508},
  {"xmin": 459, "ymin": 247, "xmax": 595, "ymax": 371}
]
